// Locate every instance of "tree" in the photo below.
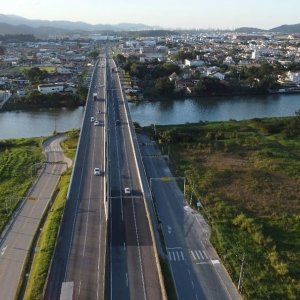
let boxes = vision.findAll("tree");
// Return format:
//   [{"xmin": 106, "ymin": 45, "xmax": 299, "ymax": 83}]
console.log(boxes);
[
  {"xmin": 23, "ymin": 67, "xmax": 49, "ymax": 84},
  {"xmin": 130, "ymin": 63, "xmax": 148, "ymax": 79},
  {"xmin": 116, "ymin": 54, "xmax": 126, "ymax": 64},
  {"xmin": 88, "ymin": 50, "xmax": 100, "ymax": 60},
  {"xmin": 154, "ymin": 77, "xmax": 174, "ymax": 96}
]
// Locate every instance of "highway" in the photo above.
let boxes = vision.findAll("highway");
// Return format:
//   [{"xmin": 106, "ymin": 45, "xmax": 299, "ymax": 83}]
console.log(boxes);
[
  {"xmin": 138, "ymin": 134, "xmax": 241, "ymax": 300},
  {"xmin": 0, "ymin": 135, "xmax": 69, "ymax": 300},
  {"xmin": 106, "ymin": 58, "xmax": 163, "ymax": 300},
  {"xmin": 44, "ymin": 58, "xmax": 107, "ymax": 300}
]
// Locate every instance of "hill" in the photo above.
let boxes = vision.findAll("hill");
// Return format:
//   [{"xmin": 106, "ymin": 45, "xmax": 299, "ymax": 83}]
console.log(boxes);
[
  {"xmin": 270, "ymin": 23, "xmax": 300, "ymax": 33},
  {"xmin": 0, "ymin": 14, "xmax": 159, "ymax": 32},
  {"xmin": 234, "ymin": 27, "xmax": 265, "ymax": 33}
]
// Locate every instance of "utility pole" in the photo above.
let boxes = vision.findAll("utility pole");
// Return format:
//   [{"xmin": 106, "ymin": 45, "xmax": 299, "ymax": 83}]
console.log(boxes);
[{"xmin": 238, "ymin": 253, "xmax": 245, "ymax": 291}]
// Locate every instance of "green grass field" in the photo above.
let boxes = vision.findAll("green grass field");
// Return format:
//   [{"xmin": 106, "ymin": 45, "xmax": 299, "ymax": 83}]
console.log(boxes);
[
  {"xmin": 0, "ymin": 66, "xmax": 56, "ymax": 77},
  {"xmin": 148, "ymin": 117, "xmax": 300, "ymax": 299},
  {"xmin": 0, "ymin": 138, "xmax": 44, "ymax": 232}
]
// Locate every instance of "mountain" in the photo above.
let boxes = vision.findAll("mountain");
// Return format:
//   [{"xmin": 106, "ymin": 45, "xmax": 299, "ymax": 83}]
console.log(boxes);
[
  {"xmin": 0, "ymin": 14, "xmax": 159, "ymax": 32},
  {"xmin": 234, "ymin": 27, "xmax": 265, "ymax": 33},
  {"xmin": 270, "ymin": 23, "xmax": 300, "ymax": 33}
]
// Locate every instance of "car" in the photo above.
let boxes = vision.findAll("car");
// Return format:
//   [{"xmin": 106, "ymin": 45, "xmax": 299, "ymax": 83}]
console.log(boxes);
[
  {"xmin": 116, "ymin": 120, "xmax": 121, "ymax": 125},
  {"xmin": 94, "ymin": 120, "xmax": 100, "ymax": 126},
  {"xmin": 94, "ymin": 168, "xmax": 101, "ymax": 176},
  {"xmin": 91, "ymin": 116, "xmax": 95, "ymax": 122},
  {"xmin": 124, "ymin": 187, "xmax": 131, "ymax": 195}
]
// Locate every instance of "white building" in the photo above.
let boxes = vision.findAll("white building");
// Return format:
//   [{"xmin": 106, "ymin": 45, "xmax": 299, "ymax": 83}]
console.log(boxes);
[
  {"xmin": 251, "ymin": 49, "xmax": 261, "ymax": 60},
  {"xmin": 184, "ymin": 59, "xmax": 205, "ymax": 67},
  {"xmin": 211, "ymin": 72, "xmax": 225, "ymax": 80},
  {"xmin": 286, "ymin": 71, "xmax": 300, "ymax": 83},
  {"xmin": 38, "ymin": 83, "xmax": 65, "ymax": 94}
]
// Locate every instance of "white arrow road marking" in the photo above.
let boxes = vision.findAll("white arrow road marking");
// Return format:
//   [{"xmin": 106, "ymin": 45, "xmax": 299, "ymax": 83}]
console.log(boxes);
[{"xmin": 1, "ymin": 245, "xmax": 7, "ymax": 256}]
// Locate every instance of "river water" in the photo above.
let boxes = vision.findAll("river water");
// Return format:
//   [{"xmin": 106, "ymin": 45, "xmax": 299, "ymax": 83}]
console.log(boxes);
[{"xmin": 0, "ymin": 94, "xmax": 300, "ymax": 139}]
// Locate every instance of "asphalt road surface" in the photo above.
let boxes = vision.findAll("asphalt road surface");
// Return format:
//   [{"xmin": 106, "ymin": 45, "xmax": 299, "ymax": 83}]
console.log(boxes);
[
  {"xmin": 106, "ymin": 58, "xmax": 163, "ymax": 300},
  {"xmin": 44, "ymin": 58, "xmax": 107, "ymax": 300},
  {"xmin": 0, "ymin": 134, "xmax": 69, "ymax": 300},
  {"xmin": 138, "ymin": 134, "xmax": 241, "ymax": 300}
]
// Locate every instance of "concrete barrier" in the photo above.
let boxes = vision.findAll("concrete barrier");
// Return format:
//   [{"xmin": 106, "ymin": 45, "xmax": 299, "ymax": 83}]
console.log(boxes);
[{"xmin": 112, "ymin": 59, "xmax": 167, "ymax": 300}]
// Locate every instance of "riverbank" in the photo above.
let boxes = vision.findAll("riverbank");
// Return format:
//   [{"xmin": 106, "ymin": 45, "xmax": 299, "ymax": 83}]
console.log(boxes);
[
  {"xmin": 143, "ymin": 116, "xmax": 300, "ymax": 299},
  {"xmin": 1, "ymin": 93, "xmax": 86, "ymax": 112}
]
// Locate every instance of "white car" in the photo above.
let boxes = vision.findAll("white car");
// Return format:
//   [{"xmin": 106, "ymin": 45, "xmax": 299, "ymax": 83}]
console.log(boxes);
[
  {"xmin": 91, "ymin": 116, "xmax": 95, "ymax": 122},
  {"xmin": 94, "ymin": 120, "xmax": 100, "ymax": 126},
  {"xmin": 124, "ymin": 187, "xmax": 131, "ymax": 195},
  {"xmin": 94, "ymin": 168, "xmax": 101, "ymax": 176}
]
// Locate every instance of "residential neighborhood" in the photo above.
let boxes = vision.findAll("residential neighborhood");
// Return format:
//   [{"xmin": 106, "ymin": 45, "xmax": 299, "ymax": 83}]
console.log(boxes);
[
  {"xmin": 1, "ymin": 30, "xmax": 300, "ymax": 109},
  {"xmin": 0, "ymin": 36, "xmax": 97, "ymax": 109}
]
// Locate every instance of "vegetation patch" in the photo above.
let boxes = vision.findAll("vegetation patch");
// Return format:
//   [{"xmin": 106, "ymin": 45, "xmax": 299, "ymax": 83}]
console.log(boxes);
[
  {"xmin": 0, "ymin": 138, "xmax": 44, "ymax": 232},
  {"xmin": 146, "ymin": 115, "xmax": 300, "ymax": 299}
]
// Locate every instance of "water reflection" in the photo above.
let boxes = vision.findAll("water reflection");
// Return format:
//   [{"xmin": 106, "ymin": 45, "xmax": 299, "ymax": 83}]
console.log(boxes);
[
  {"xmin": 0, "ymin": 107, "xmax": 84, "ymax": 139},
  {"xmin": 129, "ymin": 94, "xmax": 300, "ymax": 125},
  {"xmin": 0, "ymin": 94, "xmax": 299, "ymax": 139}
]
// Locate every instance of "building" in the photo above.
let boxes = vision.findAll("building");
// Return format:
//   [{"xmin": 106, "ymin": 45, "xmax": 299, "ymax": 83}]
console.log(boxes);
[
  {"xmin": 184, "ymin": 59, "xmax": 205, "ymax": 67},
  {"xmin": 286, "ymin": 71, "xmax": 300, "ymax": 83},
  {"xmin": 38, "ymin": 83, "xmax": 65, "ymax": 94}
]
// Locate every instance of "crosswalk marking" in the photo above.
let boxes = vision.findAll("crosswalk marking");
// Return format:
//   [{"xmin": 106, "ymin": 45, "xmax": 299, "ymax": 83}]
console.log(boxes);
[
  {"xmin": 191, "ymin": 251, "xmax": 196, "ymax": 260},
  {"xmin": 168, "ymin": 249, "xmax": 209, "ymax": 263},
  {"xmin": 190, "ymin": 250, "xmax": 210, "ymax": 262},
  {"xmin": 197, "ymin": 250, "xmax": 204, "ymax": 260},
  {"xmin": 172, "ymin": 252, "xmax": 176, "ymax": 261},
  {"xmin": 168, "ymin": 250, "xmax": 185, "ymax": 262},
  {"xmin": 44, "ymin": 147, "xmax": 62, "ymax": 153}
]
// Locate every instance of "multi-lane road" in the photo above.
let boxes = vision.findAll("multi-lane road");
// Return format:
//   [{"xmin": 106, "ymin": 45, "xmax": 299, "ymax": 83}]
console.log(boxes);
[
  {"xmin": 0, "ymin": 50, "xmax": 241, "ymax": 300},
  {"xmin": 44, "ymin": 58, "xmax": 107, "ymax": 299},
  {"xmin": 139, "ymin": 134, "xmax": 241, "ymax": 300},
  {"xmin": 106, "ymin": 58, "xmax": 163, "ymax": 300},
  {"xmin": 44, "ymin": 54, "xmax": 163, "ymax": 300},
  {"xmin": 0, "ymin": 135, "xmax": 69, "ymax": 300}
]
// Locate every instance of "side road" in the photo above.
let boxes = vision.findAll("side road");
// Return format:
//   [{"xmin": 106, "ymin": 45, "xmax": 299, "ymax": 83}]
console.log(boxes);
[{"xmin": 0, "ymin": 134, "xmax": 70, "ymax": 300}]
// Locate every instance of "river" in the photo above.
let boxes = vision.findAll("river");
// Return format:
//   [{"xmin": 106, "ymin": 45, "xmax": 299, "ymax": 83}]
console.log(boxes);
[{"xmin": 0, "ymin": 94, "xmax": 300, "ymax": 139}]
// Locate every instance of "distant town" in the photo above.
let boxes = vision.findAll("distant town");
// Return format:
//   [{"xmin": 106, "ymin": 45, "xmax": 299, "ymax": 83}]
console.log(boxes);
[{"xmin": 1, "ymin": 22, "xmax": 300, "ymax": 110}]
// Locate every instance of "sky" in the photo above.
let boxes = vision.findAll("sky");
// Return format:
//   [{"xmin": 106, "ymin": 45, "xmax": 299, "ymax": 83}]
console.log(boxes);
[{"xmin": 1, "ymin": 0, "xmax": 300, "ymax": 29}]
